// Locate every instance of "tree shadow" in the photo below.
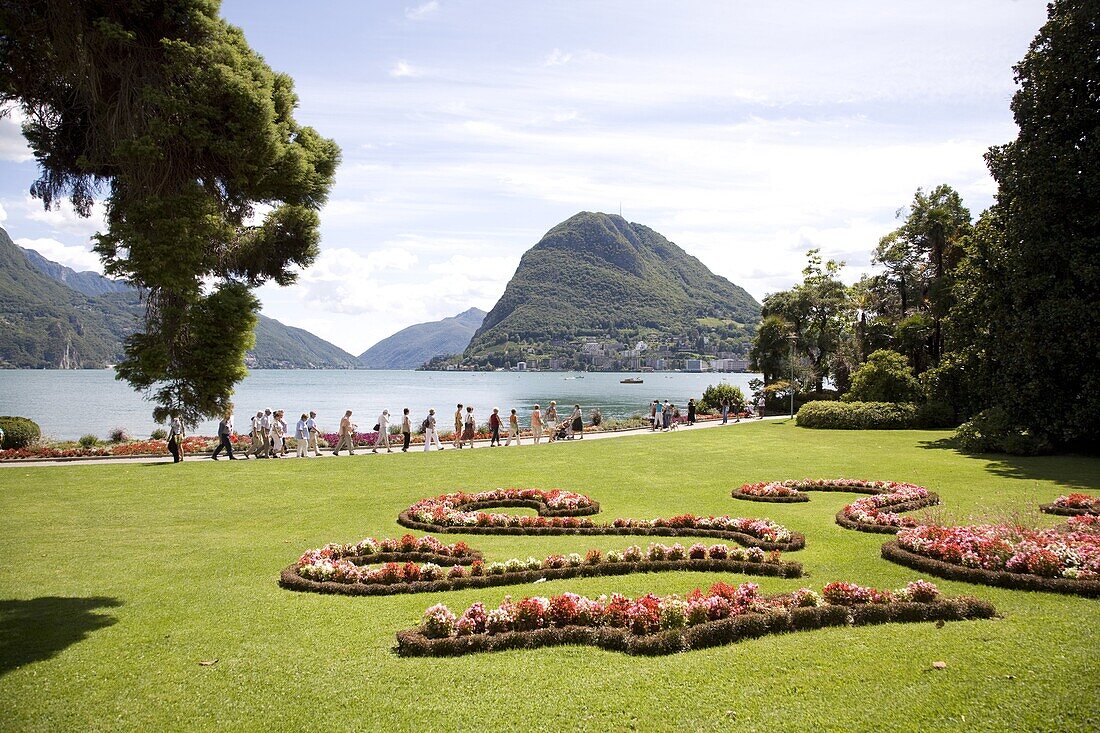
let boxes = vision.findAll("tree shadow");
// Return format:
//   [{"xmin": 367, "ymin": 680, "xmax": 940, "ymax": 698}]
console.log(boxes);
[
  {"xmin": 918, "ymin": 438, "xmax": 1100, "ymax": 491},
  {"xmin": 0, "ymin": 596, "xmax": 122, "ymax": 676}
]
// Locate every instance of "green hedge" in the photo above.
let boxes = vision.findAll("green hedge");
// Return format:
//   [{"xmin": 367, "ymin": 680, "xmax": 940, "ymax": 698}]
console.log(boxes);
[
  {"xmin": 796, "ymin": 401, "xmax": 919, "ymax": 430},
  {"xmin": 0, "ymin": 416, "xmax": 42, "ymax": 449}
]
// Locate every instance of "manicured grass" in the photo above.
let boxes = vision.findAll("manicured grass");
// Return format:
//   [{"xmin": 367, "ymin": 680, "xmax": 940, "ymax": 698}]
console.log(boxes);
[{"xmin": 1, "ymin": 422, "xmax": 1097, "ymax": 732}]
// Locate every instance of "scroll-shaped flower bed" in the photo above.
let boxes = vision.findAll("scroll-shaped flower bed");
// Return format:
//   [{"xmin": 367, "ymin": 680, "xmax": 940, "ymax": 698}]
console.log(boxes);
[
  {"xmin": 280, "ymin": 534, "xmax": 804, "ymax": 597},
  {"xmin": 1039, "ymin": 493, "xmax": 1100, "ymax": 517},
  {"xmin": 882, "ymin": 517, "xmax": 1100, "ymax": 597},
  {"xmin": 399, "ymin": 488, "xmax": 803, "ymax": 551},
  {"xmin": 395, "ymin": 579, "xmax": 996, "ymax": 657},
  {"xmin": 732, "ymin": 479, "xmax": 940, "ymax": 534}
]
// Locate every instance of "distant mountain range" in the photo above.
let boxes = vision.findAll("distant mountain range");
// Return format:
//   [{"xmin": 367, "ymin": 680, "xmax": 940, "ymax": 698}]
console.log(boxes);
[
  {"xmin": 0, "ymin": 226, "xmax": 360, "ymax": 369},
  {"xmin": 358, "ymin": 308, "xmax": 486, "ymax": 369},
  {"xmin": 462, "ymin": 212, "xmax": 760, "ymax": 365}
]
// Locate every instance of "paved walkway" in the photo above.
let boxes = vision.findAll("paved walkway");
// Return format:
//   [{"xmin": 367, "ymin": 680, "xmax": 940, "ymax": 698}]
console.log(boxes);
[{"xmin": 0, "ymin": 415, "xmax": 790, "ymax": 468}]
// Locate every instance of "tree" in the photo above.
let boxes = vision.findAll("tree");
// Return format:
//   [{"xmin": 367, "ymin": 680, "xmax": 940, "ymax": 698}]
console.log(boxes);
[
  {"xmin": 748, "ymin": 314, "xmax": 792, "ymax": 384},
  {"xmin": 698, "ymin": 383, "xmax": 745, "ymax": 413},
  {"xmin": 951, "ymin": 0, "xmax": 1099, "ymax": 449},
  {"xmin": 0, "ymin": 1, "xmax": 340, "ymax": 425},
  {"xmin": 843, "ymin": 349, "xmax": 922, "ymax": 404}
]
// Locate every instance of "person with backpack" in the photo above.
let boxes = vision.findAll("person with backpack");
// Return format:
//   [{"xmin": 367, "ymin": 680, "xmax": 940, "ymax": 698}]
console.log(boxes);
[{"xmin": 422, "ymin": 409, "xmax": 443, "ymax": 451}]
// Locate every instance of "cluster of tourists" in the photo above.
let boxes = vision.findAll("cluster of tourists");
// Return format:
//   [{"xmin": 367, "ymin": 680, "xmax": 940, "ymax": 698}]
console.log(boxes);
[{"xmin": 164, "ymin": 392, "xmax": 767, "ymax": 463}]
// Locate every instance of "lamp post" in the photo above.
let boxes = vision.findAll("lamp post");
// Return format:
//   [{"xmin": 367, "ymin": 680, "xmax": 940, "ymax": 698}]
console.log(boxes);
[{"xmin": 787, "ymin": 334, "xmax": 797, "ymax": 420}]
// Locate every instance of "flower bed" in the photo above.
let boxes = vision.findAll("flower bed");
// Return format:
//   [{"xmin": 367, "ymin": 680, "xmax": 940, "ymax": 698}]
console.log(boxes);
[
  {"xmin": 395, "ymin": 580, "xmax": 996, "ymax": 657},
  {"xmin": 732, "ymin": 479, "xmax": 939, "ymax": 534},
  {"xmin": 0, "ymin": 434, "xmax": 245, "ymax": 460},
  {"xmin": 280, "ymin": 537, "xmax": 803, "ymax": 597},
  {"xmin": 1039, "ymin": 493, "xmax": 1100, "ymax": 517},
  {"xmin": 882, "ymin": 521, "xmax": 1100, "ymax": 597},
  {"xmin": 398, "ymin": 489, "xmax": 804, "ymax": 551}
]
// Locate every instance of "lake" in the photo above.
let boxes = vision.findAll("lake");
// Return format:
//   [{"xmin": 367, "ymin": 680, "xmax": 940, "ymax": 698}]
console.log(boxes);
[{"xmin": 0, "ymin": 370, "xmax": 761, "ymax": 440}]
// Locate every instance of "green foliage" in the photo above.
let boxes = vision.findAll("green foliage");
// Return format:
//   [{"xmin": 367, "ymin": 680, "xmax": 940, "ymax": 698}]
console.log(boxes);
[
  {"xmin": 955, "ymin": 407, "xmax": 1053, "ymax": 456},
  {"xmin": 947, "ymin": 0, "xmax": 1100, "ymax": 450},
  {"xmin": 844, "ymin": 350, "xmax": 922, "ymax": 404},
  {"xmin": 796, "ymin": 401, "xmax": 919, "ymax": 430},
  {"xmin": 464, "ymin": 212, "xmax": 760, "ymax": 361},
  {"xmin": 77, "ymin": 434, "xmax": 99, "ymax": 448},
  {"xmin": 0, "ymin": 1, "xmax": 340, "ymax": 425},
  {"xmin": 0, "ymin": 416, "xmax": 41, "ymax": 448},
  {"xmin": 698, "ymin": 383, "xmax": 745, "ymax": 413},
  {"xmin": 150, "ymin": 428, "xmax": 168, "ymax": 441}
]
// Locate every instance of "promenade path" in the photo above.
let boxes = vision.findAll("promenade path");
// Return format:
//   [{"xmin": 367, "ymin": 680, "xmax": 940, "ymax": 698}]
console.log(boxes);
[{"xmin": 0, "ymin": 415, "xmax": 789, "ymax": 468}]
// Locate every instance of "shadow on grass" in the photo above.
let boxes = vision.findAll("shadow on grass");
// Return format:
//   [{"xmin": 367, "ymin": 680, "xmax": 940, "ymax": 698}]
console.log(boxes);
[
  {"xmin": 0, "ymin": 596, "xmax": 121, "ymax": 676},
  {"xmin": 919, "ymin": 438, "xmax": 1100, "ymax": 491}
]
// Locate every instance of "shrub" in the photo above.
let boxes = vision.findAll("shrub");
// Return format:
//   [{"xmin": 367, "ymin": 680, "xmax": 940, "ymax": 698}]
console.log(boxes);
[
  {"xmin": 78, "ymin": 434, "xmax": 100, "ymax": 448},
  {"xmin": 954, "ymin": 407, "xmax": 1053, "ymax": 456},
  {"xmin": 796, "ymin": 401, "xmax": 918, "ymax": 430},
  {"xmin": 915, "ymin": 401, "xmax": 958, "ymax": 429},
  {"xmin": 150, "ymin": 428, "xmax": 168, "ymax": 440},
  {"xmin": 109, "ymin": 427, "xmax": 131, "ymax": 443},
  {"xmin": 0, "ymin": 416, "xmax": 41, "ymax": 449},
  {"xmin": 698, "ymin": 383, "xmax": 745, "ymax": 413},
  {"xmin": 843, "ymin": 350, "xmax": 922, "ymax": 403}
]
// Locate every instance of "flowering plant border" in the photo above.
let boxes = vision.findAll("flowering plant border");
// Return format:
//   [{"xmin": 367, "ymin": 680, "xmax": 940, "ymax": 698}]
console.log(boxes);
[
  {"xmin": 394, "ymin": 581, "xmax": 996, "ymax": 657},
  {"xmin": 1039, "ymin": 494, "xmax": 1100, "ymax": 517},
  {"xmin": 732, "ymin": 479, "xmax": 939, "ymax": 534},
  {"xmin": 280, "ymin": 538, "xmax": 803, "ymax": 597},
  {"xmin": 398, "ymin": 489, "xmax": 804, "ymax": 551}
]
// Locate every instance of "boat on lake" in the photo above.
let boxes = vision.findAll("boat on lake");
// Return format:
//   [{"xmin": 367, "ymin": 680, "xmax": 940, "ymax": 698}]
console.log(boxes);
[{"xmin": 620, "ymin": 377, "xmax": 644, "ymax": 384}]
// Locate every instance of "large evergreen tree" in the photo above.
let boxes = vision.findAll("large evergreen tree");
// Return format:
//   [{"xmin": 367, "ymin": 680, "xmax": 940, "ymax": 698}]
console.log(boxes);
[
  {"xmin": 953, "ymin": 0, "xmax": 1099, "ymax": 449},
  {"xmin": 0, "ymin": 0, "xmax": 340, "ymax": 425}
]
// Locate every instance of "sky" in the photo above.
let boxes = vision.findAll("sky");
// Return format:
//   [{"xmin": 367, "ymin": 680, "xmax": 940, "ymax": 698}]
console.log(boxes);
[{"xmin": 0, "ymin": 0, "xmax": 1051, "ymax": 355}]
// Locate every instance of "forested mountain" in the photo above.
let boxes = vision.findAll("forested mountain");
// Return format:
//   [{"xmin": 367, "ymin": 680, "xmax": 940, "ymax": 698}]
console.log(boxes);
[
  {"xmin": 358, "ymin": 308, "xmax": 486, "ymax": 369},
  {"xmin": 1, "ymin": 227, "xmax": 359, "ymax": 369},
  {"xmin": 464, "ymin": 212, "xmax": 760, "ymax": 364}
]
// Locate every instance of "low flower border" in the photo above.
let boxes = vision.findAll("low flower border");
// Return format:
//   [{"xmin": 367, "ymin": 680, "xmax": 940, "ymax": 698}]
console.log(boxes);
[
  {"xmin": 1038, "ymin": 494, "xmax": 1099, "ymax": 517},
  {"xmin": 395, "ymin": 596, "xmax": 997, "ymax": 657},
  {"xmin": 280, "ymin": 555, "xmax": 803, "ymax": 597},
  {"xmin": 881, "ymin": 541, "xmax": 1100, "ymax": 598},
  {"xmin": 732, "ymin": 479, "xmax": 940, "ymax": 535}
]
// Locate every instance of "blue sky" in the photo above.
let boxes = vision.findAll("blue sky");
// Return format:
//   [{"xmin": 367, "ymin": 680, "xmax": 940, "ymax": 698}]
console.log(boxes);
[{"xmin": 0, "ymin": 0, "xmax": 1050, "ymax": 354}]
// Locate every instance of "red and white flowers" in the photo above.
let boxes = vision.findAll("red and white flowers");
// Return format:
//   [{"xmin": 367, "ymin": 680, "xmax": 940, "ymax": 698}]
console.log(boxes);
[
  {"xmin": 1052, "ymin": 494, "xmax": 1100, "ymax": 513},
  {"xmin": 897, "ymin": 522, "xmax": 1100, "ymax": 579},
  {"xmin": 415, "ymin": 580, "xmax": 946, "ymax": 639}
]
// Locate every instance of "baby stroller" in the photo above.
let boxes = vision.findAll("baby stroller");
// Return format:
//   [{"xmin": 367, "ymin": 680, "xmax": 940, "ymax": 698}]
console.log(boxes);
[{"xmin": 553, "ymin": 421, "xmax": 570, "ymax": 441}]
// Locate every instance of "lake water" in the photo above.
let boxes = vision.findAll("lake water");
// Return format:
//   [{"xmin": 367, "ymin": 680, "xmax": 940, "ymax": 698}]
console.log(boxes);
[{"xmin": 0, "ymin": 370, "xmax": 761, "ymax": 440}]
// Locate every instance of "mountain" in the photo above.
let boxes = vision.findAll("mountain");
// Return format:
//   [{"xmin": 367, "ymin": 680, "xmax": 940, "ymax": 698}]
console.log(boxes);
[
  {"xmin": 358, "ymin": 308, "xmax": 486, "ymax": 369},
  {"xmin": 463, "ymin": 212, "xmax": 761, "ymax": 365},
  {"xmin": 22, "ymin": 247, "xmax": 136, "ymax": 297},
  {"xmin": 0, "ymin": 226, "xmax": 360, "ymax": 369}
]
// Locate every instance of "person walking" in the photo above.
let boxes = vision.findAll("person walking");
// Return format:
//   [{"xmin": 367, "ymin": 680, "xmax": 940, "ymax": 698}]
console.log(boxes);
[
  {"xmin": 569, "ymin": 404, "xmax": 583, "ymax": 439},
  {"xmin": 306, "ymin": 411, "xmax": 322, "ymax": 456},
  {"xmin": 333, "ymin": 410, "xmax": 356, "ymax": 455},
  {"xmin": 246, "ymin": 411, "xmax": 264, "ymax": 458},
  {"xmin": 721, "ymin": 400, "xmax": 729, "ymax": 424},
  {"xmin": 649, "ymin": 400, "xmax": 658, "ymax": 430},
  {"xmin": 452, "ymin": 404, "xmax": 464, "ymax": 448},
  {"xmin": 374, "ymin": 410, "xmax": 392, "ymax": 453},
  {"xmin": 505, "ymin": 408, "xmax": 521, "ymax": 446},
  {"xmin": 662, "ymin": 400, "xmax": 672, "ymax": 431},
  {"xmin": 687, "ymin": 398, "xmax": 696, "ymax": 425},
  {"xmin": 671, "ymin": 403, "xmax": 680, "ymax": 429},
  {"xmin": 461, "ymin": 406, "xmax": 476, "ymax": 448},
  {"xmin": 212, "ymin": 409, "xmax": 237, "ymax": 460},
  {"xmin": 295, "ymin": 413, "xmax": 310, "ymax": 458},
  {"xmin": 400, "ymin": 408, "xmax": 412, "ymax": 452},
  {"xmin": 278, "ymin": 411, "xmax": 290, "ymax": 455},
  {"xmin": 489, "ymin": 408, "xmax": 502, "ymax": 446},
  {"xmin": 423, "ymin": 408, "xmax": 443, "ymax": 451},
  {"xmin": 653, "ymin": 400, "xmax": 664, "ymax": 431},
  {"xmin": 271, "ymin": 411, "xmax": 287, "ymax": 457},
  {"xmin": 167, "ymin": 412, "xmax": 184, "ymax": 463},
  {"xmin": 756, "ymin": 394, "xmax": 766, "ymax": 420},
  {"xmin": 546, "ymin": 401, "xmax": 558, "ymax": 442},
  {"xmin": 531, "ymin": 404, "xmax": 543, "ymax": 444}
]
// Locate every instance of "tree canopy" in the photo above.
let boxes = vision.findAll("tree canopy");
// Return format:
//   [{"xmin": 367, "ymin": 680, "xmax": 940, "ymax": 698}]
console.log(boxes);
[{"xmin": 0, "ymin": 0, "xmax": 340, "ymax": 424}]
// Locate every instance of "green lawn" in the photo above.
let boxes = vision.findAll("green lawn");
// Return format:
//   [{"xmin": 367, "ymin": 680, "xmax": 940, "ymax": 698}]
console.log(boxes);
[{"xmin": 1, "ymin": 422, "xmax": 1097, "ymax": 732}]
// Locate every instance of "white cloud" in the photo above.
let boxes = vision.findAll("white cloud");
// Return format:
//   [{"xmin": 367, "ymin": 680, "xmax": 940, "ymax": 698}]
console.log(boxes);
[
  {"xmin": 22, "ymin": 196, "xmax": 107, "ymax": 238},
  {"xmin": 389, "ymin": 60, "xmax": 423, "ymax": 78},
  {"xmin": 0, "ymin": 201, "xmax": 7, "ymax": 223},
  {"xmin": 405, "ymin": 1, "xmax": 439, "ymax": 21},
  {"xmin": 544, "ymin": 49, "xmax": 573, "ymax": 67},
  {"xmin": 0, "ymin": 112, "xmax": 32, "ymax": 163},
  {"xmin": 15, "ymin": 237, "xmax": 103, "ymax": 273}
]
